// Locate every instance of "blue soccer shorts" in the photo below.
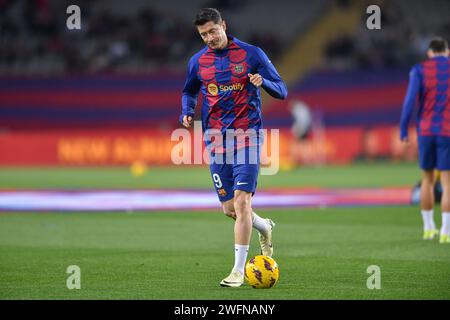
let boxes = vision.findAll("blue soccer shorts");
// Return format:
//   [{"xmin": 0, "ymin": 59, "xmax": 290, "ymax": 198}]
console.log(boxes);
[
  {"xmin": 209, "ymin": 146, "xmax": 260, "ymax": 202},
  {"xmin": 418, "ymin": 135, "xmax": 450, "ymax": 171}
]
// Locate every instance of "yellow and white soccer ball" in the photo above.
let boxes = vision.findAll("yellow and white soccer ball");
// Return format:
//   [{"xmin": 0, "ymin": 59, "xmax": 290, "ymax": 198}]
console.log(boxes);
[{"xmin": 245, "ymin": 255, "xmax": 279, "ymax": 289}]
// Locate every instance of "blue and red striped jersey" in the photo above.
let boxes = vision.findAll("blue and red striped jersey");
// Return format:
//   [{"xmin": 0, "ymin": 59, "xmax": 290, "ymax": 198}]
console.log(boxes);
[
  {"xmin": 400, "ymin": 56, "xmax": 450, "ymax": 139},
  {"xmin": 181, "ymin": 36, "xmax": 287, "ymax": 140}
]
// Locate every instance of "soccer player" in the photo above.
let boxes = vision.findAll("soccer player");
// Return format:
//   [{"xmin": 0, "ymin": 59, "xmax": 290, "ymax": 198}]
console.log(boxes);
[
  {"xmin": 180, "ymin": 8, "xmax": 288, "ymax": 286},
  {"xmin": 400, "ymin": 37, "xmax": 450, "ymax": 244}
]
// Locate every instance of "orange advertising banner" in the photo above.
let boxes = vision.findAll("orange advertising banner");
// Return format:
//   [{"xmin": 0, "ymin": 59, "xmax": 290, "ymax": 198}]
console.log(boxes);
[{"xmin": 0, "ymin": 126, "xmax": 417, "ymax": 166}]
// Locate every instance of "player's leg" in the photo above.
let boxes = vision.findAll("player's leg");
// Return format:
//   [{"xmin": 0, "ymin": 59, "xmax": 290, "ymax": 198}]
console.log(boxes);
[
  {"xmin": 220, "ymin": 144, "xmax": 274, "ymax": 287},
  {"xmin": 219, "ymin": 189, "xmax": 252, "ymax": 287},
  {"xmin": 421, "ymin": 170, "xmax": 436, "ymax": 225},
  {"xmin": 439, "ymin": 171, "xmax": 450, "ymax": 243},
  {"xmin": 210, "ymin": 152, "xmax": 250, "ymax": 287},
  {"xmin": 221, "ymin": 199, "xmax": 236, "ymax": 219},
  {"xmin": 235, "ymin": 144, "xmax": 275, "ymax": 256},
  {"xmin": 256, "ymin": 213, "xmax": 275, "ymax": 257},
  {"xmin": 420, "ymin": 170, "xmax": 438, "ymax": 239},
  {"xmin": 418, "ymin": 136, "xmax": 438, "ymax": 239},
  {"xmin": 220, "ymin": 145, "xmax": 258, "ymax": 287},
  {"xmin": 220, "ymin": 145, "xmax": 274, "ymax": 255},
  {"xmin": 233, "ymin": 189, "xmax": 253, "ymax": 245},
  {"xmin": 222, "ymin": 199, "xmax": 274, "ymax": 253},
  {"xmin": 209, "ymin": 159, "xmax": 247, "ymax": 286},
  {"xmin": 437, "ymin": 136, "xmax": 450, "ymax": 243}
]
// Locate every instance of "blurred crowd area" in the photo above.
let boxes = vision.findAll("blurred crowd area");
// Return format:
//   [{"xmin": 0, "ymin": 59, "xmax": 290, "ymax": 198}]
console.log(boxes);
[
  {"xmin": 1, "ymin": 0, "xmax": 199, "ymax": 74},
  {"xmin": 324, "ymin": 0, "xmax": 450, "ymax": 70},
  {"xmin": 0, "ymin": 0, "xmax": 449, "ymax": 75},
  {"xmin": 0, "ymin": 0, "xmax": 289, "ymax": 75}
]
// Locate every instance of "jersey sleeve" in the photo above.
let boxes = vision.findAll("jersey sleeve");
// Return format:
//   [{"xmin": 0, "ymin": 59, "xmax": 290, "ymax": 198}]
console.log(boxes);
[
  {"xmin": 254, "ymin": 47, "xmax": 288, "ymax": 100},
  {"xmin": 180, "ymin": 56, "xmax": 201, "ymax": 123},
  {"xmin": 399, "ymin": 66, "xmax": 421, "ymax": 140}
]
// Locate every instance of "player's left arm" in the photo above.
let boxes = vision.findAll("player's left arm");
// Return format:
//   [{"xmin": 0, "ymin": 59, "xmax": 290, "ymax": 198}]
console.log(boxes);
[
  {"xmin": 250, "ymin": 47, "xmax": 288, "ymax": 100},
  {"xmin": 399, "ymin": 66, "xmax": 421, "ymax": 142}
]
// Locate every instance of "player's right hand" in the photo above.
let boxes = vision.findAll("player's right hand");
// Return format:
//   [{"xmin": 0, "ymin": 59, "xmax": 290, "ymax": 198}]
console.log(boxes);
[{"xmin": 182, "ymin": 115, "xmax": 193, "ymax": 128}]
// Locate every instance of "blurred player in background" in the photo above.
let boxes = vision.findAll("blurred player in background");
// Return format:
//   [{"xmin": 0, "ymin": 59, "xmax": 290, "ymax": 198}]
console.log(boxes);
[
  {"xmin": 180, "ymin": 8, "xmax": 288, "ymax": 286},
  {"xmin": 400, "ymin": 37, "xmax": 450, "ymax": 244},
  {"xmin": 290, "ymin": 100, "xmax": 312, "ymax": 140}
]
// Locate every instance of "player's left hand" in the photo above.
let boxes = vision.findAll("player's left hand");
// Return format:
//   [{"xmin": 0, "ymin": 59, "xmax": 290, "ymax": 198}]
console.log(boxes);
[
  {"xmin": 248, "ymin": 73, "xmax": 263, "ymax": 87},
  {"xmin": 401, "ymin": 137, "xmax": 410, "ymax": 145}
]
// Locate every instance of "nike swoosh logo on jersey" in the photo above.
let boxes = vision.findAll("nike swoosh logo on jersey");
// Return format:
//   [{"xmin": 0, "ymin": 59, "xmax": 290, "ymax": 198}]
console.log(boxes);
[{"xmin": 236, "ymin": 182, "xmax": 248, "ymax": 185}]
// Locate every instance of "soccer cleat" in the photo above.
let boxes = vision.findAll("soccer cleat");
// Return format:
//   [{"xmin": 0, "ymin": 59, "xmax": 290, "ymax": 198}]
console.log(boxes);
[
  {"xmin": 259, "ymin": 219, "xmax": 275, "ymax": 257},
  {"xmin": 220, "ymin": 270, "xmax": 244, "ymax": 287},
  {"xmin": 423, "ymin": 229, "xmax": 439, "ymax": 240},
  {"xmin": 439, "ymin": 234, "xmax": 450, "ymax": 244}
]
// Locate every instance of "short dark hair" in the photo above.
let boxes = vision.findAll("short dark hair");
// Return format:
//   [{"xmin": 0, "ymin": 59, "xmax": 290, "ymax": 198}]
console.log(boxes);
[
  {"xmin": 193, "ymin": 8, "xmax": 222, "ymax": 26},
  {"xmin": 428, "ymin": 37, "xmax": 449, "ymax": 53}
]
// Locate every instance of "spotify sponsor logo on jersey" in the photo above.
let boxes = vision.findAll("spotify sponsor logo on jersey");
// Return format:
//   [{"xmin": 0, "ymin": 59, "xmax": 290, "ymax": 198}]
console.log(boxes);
[{"xmin": 207, "ymin": 83, "xmax": 244, "ymax": 96}]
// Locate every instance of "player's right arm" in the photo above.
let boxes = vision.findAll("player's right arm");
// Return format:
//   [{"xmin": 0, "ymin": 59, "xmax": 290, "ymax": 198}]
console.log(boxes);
[
  {"xmin": 180, "ymin": 56, "xmax": 201, "ymax": 128},
  {"xmin": 399, "ymin": 66, "xmax": 421, "ymax": 142}
]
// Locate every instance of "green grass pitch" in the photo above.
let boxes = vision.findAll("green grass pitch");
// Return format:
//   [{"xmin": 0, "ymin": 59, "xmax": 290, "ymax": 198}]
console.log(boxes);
[{"xmin": 0, "ymin": 163, "xmax": 449, "ymax": 299}]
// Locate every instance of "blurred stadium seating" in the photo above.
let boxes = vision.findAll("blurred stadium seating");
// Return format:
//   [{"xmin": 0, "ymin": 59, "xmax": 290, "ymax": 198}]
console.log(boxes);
[{"xmin": 0, "ymin": 0, "xmax": 328, "ymax": 74}]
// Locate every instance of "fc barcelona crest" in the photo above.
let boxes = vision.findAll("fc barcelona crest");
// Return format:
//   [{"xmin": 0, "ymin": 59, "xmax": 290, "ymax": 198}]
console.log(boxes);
[
  {"xmin": 218, "ymin": 188, "xmax": 227, "ymax": 197},
  {"xmin": 234, "ymin": 64, "xmax": 244, "ymax": 74}
]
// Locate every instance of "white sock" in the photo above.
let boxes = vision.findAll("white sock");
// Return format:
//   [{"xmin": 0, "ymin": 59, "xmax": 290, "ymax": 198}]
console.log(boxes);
[
  {"xmin": 252, "ymin": 212, "xmax": 270, "ymax": 236},
  {"xmin": 421, "ymin": 210, "xmax": 436, "ymax": 231},
  {"xmin": 441, "ymin": 212, "xmax": 450, "ymax": 236},
  {"xmin": 233, "ymin": 244, "xmax": 249, "ymax": 275}
]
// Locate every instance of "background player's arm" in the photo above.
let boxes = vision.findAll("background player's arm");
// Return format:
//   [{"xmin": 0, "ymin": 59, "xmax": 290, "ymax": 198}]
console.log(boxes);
[
  {"xmin": 180, "ymin": 57, "xmax": 201, "ymax": 127},
  {"xmin": 253, "ymin": 47, "xmax": 288, "ymax": 99},
  {"xmin": 399, "ymin": 67, "xmax": 421, "ymax": 142}
]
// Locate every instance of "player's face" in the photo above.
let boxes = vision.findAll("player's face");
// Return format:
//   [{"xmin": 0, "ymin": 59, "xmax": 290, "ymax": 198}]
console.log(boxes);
[{"xmin": 197, "ymin": 21, "xmax": 227, "ymax": 50}]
